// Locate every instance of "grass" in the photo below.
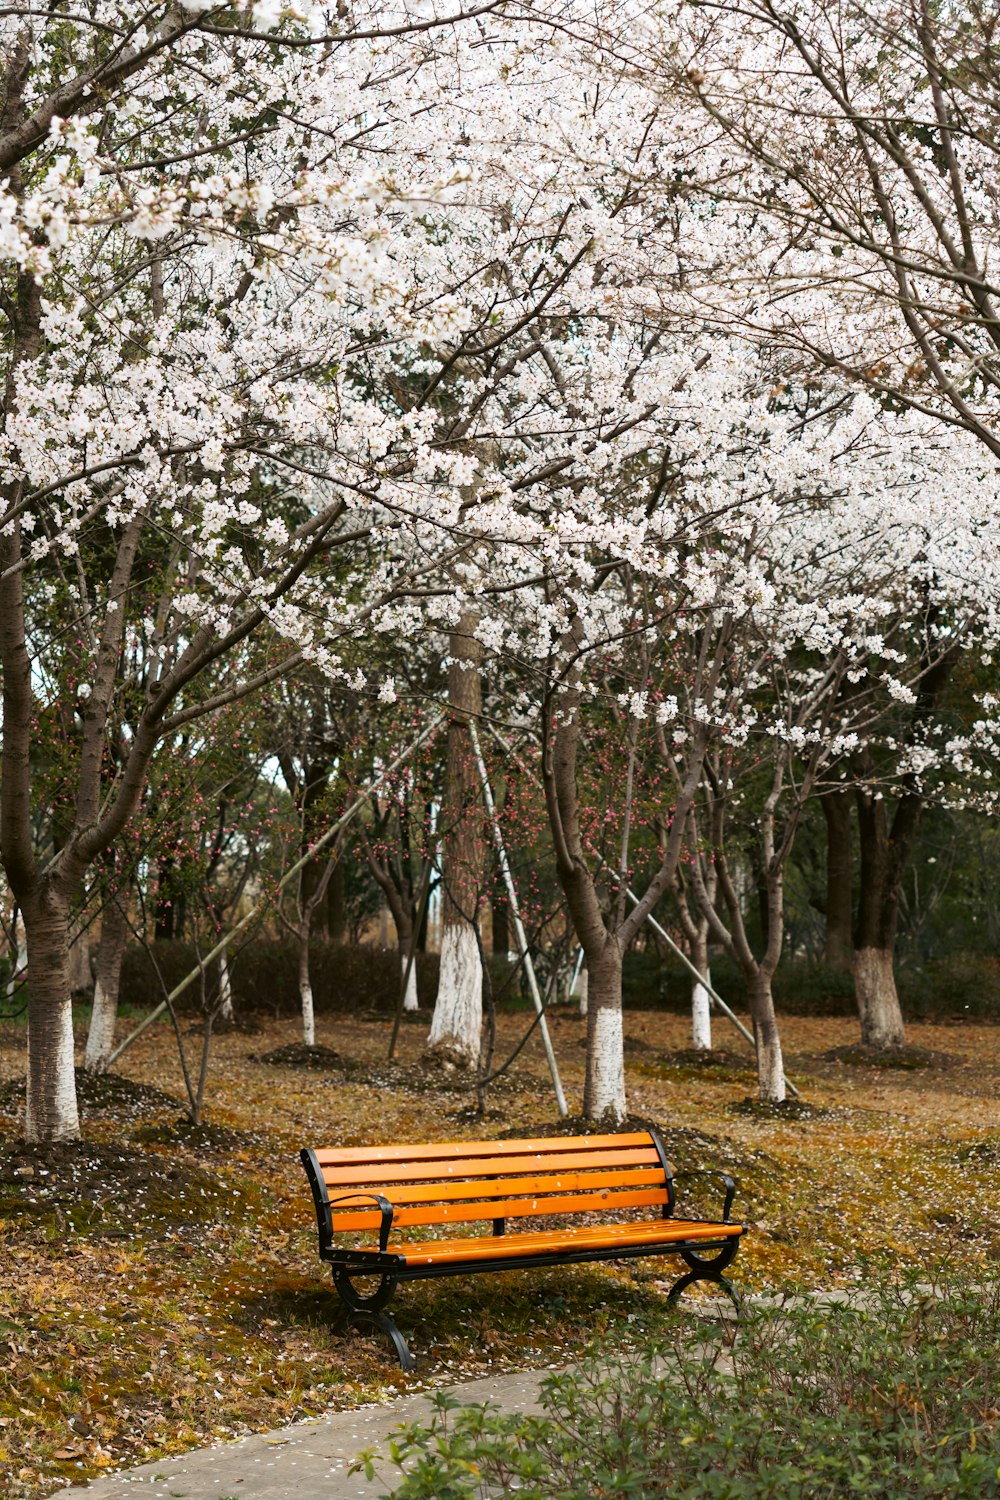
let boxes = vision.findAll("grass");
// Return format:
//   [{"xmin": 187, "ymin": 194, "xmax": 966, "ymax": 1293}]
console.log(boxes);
[{"xmin": 0, "ymin": 1007, "xmax": 998, "ymax": 1496}]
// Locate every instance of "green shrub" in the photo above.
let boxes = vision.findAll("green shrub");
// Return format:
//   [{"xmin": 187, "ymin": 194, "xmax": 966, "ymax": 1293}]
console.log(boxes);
[{"xmin": 366, "ymin": 1276, "xmax": 1000, "ymax": 1499}]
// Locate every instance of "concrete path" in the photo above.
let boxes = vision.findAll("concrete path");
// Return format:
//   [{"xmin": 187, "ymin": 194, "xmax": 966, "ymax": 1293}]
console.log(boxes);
[{"xmin": 60, "ymin": 1366, "xmax": 555, "ymax": 1500}]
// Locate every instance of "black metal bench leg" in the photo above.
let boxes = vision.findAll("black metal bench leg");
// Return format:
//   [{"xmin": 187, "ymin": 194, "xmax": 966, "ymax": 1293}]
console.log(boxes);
[
  {"xmin": 667, "ymin": 1239, "xmax": 742, "ymax": 1312},
  {"xmin": 347, "ymin": 1307, "xmax": 415, "ymax": 1372},
  {"xmin": 331, "ymin": 1268, "xmax": 416, "ymax": 1372}
]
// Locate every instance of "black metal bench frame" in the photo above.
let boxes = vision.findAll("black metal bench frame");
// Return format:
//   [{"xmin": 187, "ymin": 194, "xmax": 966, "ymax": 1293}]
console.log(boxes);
[{"xmin": 301, "ymin": 1129, "xmax": 743, "ymax": 1372}]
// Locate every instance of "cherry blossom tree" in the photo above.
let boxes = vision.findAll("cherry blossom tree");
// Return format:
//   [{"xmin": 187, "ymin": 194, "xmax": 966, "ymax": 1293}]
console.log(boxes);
[
  {"xmin": 619, "ymin": 0, "xmax": 1000, "ymax": 1037},
  {"xmin": 2, "ymin": 0, "xmax": 639, "ymax": 1141}
]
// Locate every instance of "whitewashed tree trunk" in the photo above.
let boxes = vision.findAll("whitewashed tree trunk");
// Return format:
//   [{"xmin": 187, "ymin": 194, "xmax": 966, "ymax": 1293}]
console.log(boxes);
[
  {"xmin": 751, "ymin": 973, "xmax": 785, "ymax": 1103},
  {"xmin": 575, "ymin": 963, "xmax": 588, "ymax": 1018},
  {"xmin": 692, "ymin": 976, "xmax": 712, "ymax": 1051},
  {"xmin": 402, "ymin": 947, "xmax": 419, "ymax": 1012},
  {"xmin": 84, "ymin": 894, "xmax": 130, "ymax": 1073},
  {"xmin": 691, "ymin": 928, "xmax": 712, "ymax": 1051},
  {"xmin": 427, "ymin": 609, "xmax": 483, "ymax": 1067},
  {"xmin": 217, "ymin": 949, "xmax": 234, "ymax": 1022},
  {"xmin": 298, "ymin": 929, "xmax": 315, "ymax": 1046},
  {"xmin": 24, "ymin": 897, "xmax": 81, "ymax": 1143},
  {"xmin": 85, "ymin": 979, "xmax": 117, "ymax": 1073},
  {"xmin": 855, "ymin": 946, "xmax": 906, "ymax": 1048},
  {"xmin": 427, "ymin": 924, "xmax": 481, "ymax": 1064},
  {"xmin": 583, "ymin": 945, "xmax": 625, "ymax": 1123}
]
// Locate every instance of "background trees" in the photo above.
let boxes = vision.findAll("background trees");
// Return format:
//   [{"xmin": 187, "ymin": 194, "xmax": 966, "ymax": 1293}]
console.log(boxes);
[{"xmin": 2, "ymin": 0, "xmax": 999, "ymax": 1141}]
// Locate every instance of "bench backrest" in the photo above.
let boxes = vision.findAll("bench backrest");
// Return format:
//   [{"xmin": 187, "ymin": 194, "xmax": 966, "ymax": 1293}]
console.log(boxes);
[{"xmin": 301, "ymin": 1131, "xmax": 673, "ymax": 1253}]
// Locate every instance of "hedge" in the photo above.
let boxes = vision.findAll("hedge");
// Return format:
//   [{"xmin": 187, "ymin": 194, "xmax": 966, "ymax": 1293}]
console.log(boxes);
[
  {"xmin": 116, "ymin": 939, "xmax": 1000, "ymax": 1022},
  {"xmin": 119, "ymin": 939, "xmax": 441, "ymax": 1017}
]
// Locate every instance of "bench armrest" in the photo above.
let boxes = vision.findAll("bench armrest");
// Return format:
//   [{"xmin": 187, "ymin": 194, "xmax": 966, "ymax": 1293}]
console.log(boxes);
[
  {"xmin": 668, "ymin": 1169, "xmax": 737, "ymax": 1224},
  {"xmin": 328, "ymin": 1193, "xmax": 395, "ymax": 1253}
]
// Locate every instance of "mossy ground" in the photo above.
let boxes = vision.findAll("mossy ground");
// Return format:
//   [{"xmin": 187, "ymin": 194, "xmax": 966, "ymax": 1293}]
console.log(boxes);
[{"xmin": 0, "ymin": 1007, "xmax": 998, "ymax": 1497}]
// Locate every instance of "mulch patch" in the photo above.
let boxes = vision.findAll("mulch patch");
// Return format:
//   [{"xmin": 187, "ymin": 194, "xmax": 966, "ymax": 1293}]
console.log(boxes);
[
  {"xmin": 184, "ymin": 1016, "xmax": 266, "ymax": 1037},
  {"xmin": 0, "ymin": 1137, "xmax": 229, "ymax": 1234},
  {"xmin": 250, "ymin": 1040, "xmax": 543, "ymax": 1098},
  {"xmin": 817, "ymin": 1044, "xmax": 955, "ymax": 1071},
  {"xmin": 658, "ymin": 1048, "xmax": 748, "ymax": 1069},
  {"xmin": 335, "ymin": 1058, "xmax": 545, "ymax": 1098},
  {"xmin": 132, "ymin": 1114, "xmax": 270, "ymax": 1154},
  {"xmin": 250, "ymin": 1043, "xmax": 347, "ymax": 1069},
  {"xmin": 729, "ymin": 1097, "xmax": 834, "ymax": 1121},
  {"xmin": 0, "ymin": 1068, "xmax": 180, "ymax": 1121}
]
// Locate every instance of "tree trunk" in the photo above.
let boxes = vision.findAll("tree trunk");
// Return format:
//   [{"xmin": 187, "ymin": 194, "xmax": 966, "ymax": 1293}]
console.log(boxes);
[
  {"xmin": 23, "ymin": 894, "xmax": 81, "ymax": 1143},
  {"xmin": 822, "ymin": 789, "xmax": 854, "ymax": 971},
  {"xmin": 690, "ymin": 926, "xmax": 712, "ymax": 1051},
  {"xmin": 427, "ymin": 611, "xmax": 483, "ymax": 1067},
  {"xmin": 582, "ymin": 942, "xmax": 625, "ymax": 1122},
  {"xmin": 749, "ymin": 970, "xmax": 785, "ymax": 1103},
  {"xmin": 83, "ymin": 894, "xmax": 129, "ymax": 1073},
  {"xmin": 401, "ymin": 948, "xmax": 419, "ymax": 1012},
  {"xmin": 217, "ymin": 949, "xmax": 233, "ymax": 1022},
  {"xmin": 427, "ymin": 922, "xmax": 481, "ymax": 1064},
  {"xmin": 854, "ymin": 946, "xmax": 905, "ymax": 1048},
  {"xmin": 854, "ymin": 789, "xmax": 907, "ymax": 1048},
  {"xmin": 298, "ymin": 925, "xmax": 315, "ymax": 1047}
]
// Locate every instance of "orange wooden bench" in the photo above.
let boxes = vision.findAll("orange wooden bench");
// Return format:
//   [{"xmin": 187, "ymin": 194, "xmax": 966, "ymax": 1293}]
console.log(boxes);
[{"xmin": 300, "ymin": 1129, "xmax": 744, "ymax": 1370}]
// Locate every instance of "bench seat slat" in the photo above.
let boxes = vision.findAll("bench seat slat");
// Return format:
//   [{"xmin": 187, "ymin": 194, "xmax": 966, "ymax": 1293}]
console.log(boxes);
[
  {"xmin": 313, "ymin": 1133, "xmax": 654, "ymax": 1166},
  {"xmin": 326, "ymin": 1166, "xmax": 667, "ymax": 1209},
  {"xmin": 383, "ymin": 1218, "xmax": 742, "ymax": 1267},
  {"xmin": 333, "ymin": 1186, "xmax": 672, "ymax": 1230},
  {"xmin": 320, "ymin": 1147, "xmax": 662, "ymax": 1187}
]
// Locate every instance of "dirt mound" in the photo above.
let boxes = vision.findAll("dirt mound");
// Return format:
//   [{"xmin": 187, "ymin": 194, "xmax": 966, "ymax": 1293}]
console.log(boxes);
[
  {"xmin": 250, "ymin": 1043, "xmax": 347, "ymax": 1069},
  {"xmin": 0, "ymin": 1069, "xmax": 179, "ymax": 1120},
  {"xmin": 818, "ymin": 1044, "xmax": 954, "ymax": 1071},
  {"xmin": 336, "ymin": 1058, "xmax": 545, "ymax": 1098},
  {"xmin": 660, "ymin": 1047, "xmax": 746, "ymax": 1068},
  {"xmin": 729, "ymin": 1096, "xmax": 831, "ymax": 1120},
  {"xmin": 184, "ymin": 1015, "xmax": 265, "ymax": 1037},
  {"xmin": 132, "ymin": 1114, "xmax": 268, "ymax": 1154},
  {"xmin": 0, "ymin": 1138, "xmax": 229, "ymax": 1237}
]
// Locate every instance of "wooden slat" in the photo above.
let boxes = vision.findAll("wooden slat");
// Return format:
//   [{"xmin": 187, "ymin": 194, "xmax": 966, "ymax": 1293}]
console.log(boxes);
[
  {"xmin": 388, "ymin": 1219, "xmax": 741, "ymax": 1267},
  {"xmin": 332, "ymin": 1187, "xmax": 671, "ymax": 1231},
  {"xmin": 313, "ymin": 1133, "xmax": 654, "ymax": 1166},
  {"xmin": 327, "ymin": 1167, "xmax": 666, "ymax": 1210},
  {"xmin": 321, "ymin": 1148, "xmax": 661, "ymax": 1188}
]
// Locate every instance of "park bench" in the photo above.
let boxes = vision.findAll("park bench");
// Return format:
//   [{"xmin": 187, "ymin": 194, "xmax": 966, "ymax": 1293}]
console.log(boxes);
[{"xmin": 300, "ymin": 1129, "xmax": 745, "ymax": 1370}]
